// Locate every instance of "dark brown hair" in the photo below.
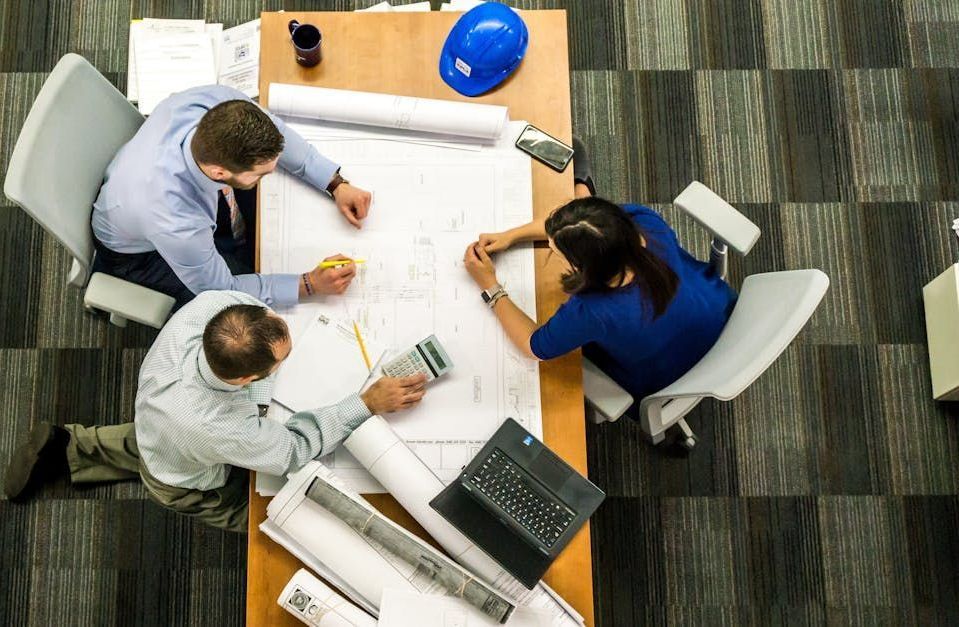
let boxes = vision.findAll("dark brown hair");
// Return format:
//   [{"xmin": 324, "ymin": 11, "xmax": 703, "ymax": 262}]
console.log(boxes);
[
  {"xmin": 545, "ymin": 197, "xmax": 679, "ymax": 318},
  {"xmin": 202, "ymin": 304, "xmax": 289, "ymax": 380},
  {"xmin": 192, "ymin": 100, "xmax": 284, "ymax": 172}
]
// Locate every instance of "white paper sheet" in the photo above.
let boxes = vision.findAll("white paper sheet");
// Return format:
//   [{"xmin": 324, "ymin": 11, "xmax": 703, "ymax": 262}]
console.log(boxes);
[
  {"xmin": 218, "ymin": 18, "xmax": 260, "ymax": 97},
  {"xmin": 272, "ymin": 313, "xmax": 383, "ymax": 413},
  {"xmin": 269, "ymin": 84, "xmax": 509, "ymax": 141},
  {"xmin": 260, "ymin": 118, "xmax": 541, "ymax": 493},
  {"xmin": 344, "ymin": 417, "xmax": 584, "ymax": 626},
  {"xmin": 134, "ymin": 31, "xmax": 217, "ymax": 114},
  {"xmin": 279, "ymin": 569, "xmax": 376, "ymax": 626},
  {"xmin": 127, "ymin": 18, "xmax": 207, "ymax": 102},
  {"xmin": 379, "ymin": 589, "xmax": 553, "ymax": 627},
  {"xmin": 391, "ymin": 1, "xmax": 433, "ymax": 11}
]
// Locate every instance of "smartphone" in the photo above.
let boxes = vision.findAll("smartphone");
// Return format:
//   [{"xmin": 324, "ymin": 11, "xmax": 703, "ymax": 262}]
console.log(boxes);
[{"xmin": 514, "ymin": 124, "xmax": 574, "ymax": 172}]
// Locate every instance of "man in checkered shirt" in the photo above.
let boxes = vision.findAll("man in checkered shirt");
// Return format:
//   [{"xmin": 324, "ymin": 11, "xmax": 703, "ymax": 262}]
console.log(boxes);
[{"xmin": 3, "ymin": 290, "xmax": 426, "ymax": 532}]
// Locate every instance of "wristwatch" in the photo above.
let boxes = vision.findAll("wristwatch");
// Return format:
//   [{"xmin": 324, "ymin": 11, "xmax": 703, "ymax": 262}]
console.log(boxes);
[
  {"xmin": 326, "ymin": 170, "xmax": 349, "ymax": 196},
  {"xmin": 481, "ymin": 284, "xmax": 505, "ymax": 307}
]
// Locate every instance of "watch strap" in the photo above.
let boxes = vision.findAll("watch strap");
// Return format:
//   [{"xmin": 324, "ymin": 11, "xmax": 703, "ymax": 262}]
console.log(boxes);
[
  {"xmin": 481, "ymin": 285, "xmax": 506, "ymax": 306},
  {"xmin": 326, "ymin": 171, "xmax": 349, "ymax": 196}
]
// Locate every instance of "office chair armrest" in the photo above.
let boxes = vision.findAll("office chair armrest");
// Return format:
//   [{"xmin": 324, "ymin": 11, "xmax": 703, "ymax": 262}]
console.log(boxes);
[
  {"xmin": 673, "ymin": 181, "xmax": 760, "ymax": 255},
  {"xmin": 583, "ymin": 357, "xmax": 634, "ymax": 423},
  {"xmin": 84, "ymin": 272, "xmax": 175, "ymax": 329}
]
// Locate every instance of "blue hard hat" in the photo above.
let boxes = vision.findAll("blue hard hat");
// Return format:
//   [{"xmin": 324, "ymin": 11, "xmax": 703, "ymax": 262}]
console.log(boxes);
[{"xmin": 439, "ymin": 2, "xmax": 529, "ymax": 97}]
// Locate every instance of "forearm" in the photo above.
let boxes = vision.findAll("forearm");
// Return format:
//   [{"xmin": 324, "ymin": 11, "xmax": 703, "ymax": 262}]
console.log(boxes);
[
  {"xmin": 287, "ymin": 393, "xmax": 372, "ymax": 463},
  {"xmin": 490, "ymin": 296, "xmax": 540, "ymax": 359},
  {"xmin": 506, "ymin": 218, "xmax": 548, "ymax": 243},
  {"xmin": 206, "ymin": 395, "xmax": 371, "ymax": 477}
]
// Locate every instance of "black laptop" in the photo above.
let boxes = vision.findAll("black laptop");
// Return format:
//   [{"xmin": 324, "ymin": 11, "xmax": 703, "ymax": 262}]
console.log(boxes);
[{"xmin": 430, "ymin": 418, "xmax": 605, "ymax": 589}]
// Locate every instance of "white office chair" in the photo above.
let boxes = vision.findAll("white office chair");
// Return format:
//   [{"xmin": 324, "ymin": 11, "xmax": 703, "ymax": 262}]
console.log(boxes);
[
  {"xmin": 583, "ymin": 182, "xmax": 829, "ymax": 451},
  {"xmin": 3, "ymin": 53, "xmax": 175, "ymax": 329}
]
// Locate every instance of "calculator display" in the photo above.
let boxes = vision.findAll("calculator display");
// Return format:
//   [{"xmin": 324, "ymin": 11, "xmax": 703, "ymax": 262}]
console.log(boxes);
[{"xmin": 424, "ymin": 340, "xmax": 446, "ymax": 369}]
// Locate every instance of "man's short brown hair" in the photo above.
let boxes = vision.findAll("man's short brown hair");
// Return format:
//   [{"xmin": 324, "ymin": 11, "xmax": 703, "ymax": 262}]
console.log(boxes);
[
  {"xmin": 202, "ymin": 304, "xmax": 289, "ymax": 380},
  {"xmin": 192, "ymin": 100, "xmax": 284, "ymax": 172}
]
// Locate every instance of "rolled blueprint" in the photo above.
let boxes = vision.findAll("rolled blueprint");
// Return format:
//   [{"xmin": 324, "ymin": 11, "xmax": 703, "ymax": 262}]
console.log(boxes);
[
  {"xmin": 269, "ymin": 84, "xmax": 509, "ymax": 140},
  {"xmin": 305, "ymin": 474, "xmax": 515, "ymax": 624},
  {"xmin": 278, "ymin": 568, "xmax": 376, "ymax": 627},
  {"xmin": 344, "ymin": 416, "xmax": 584, "ymax": 626},
  {"xmin": 267, "ymin": 463, "xmax": 421, "ymax": 614}
]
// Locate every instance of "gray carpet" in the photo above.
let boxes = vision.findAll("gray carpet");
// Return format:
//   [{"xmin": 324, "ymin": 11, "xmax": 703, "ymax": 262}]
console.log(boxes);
[{"xmin": 1, "ymin": 1, "xmax": 958, "ymax": 625}]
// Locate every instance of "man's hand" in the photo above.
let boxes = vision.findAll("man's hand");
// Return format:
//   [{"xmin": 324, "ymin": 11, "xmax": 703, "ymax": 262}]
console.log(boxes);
[
  {"xmin": 332, "ymin": 183, "xmax": 372, "ymax": 229},
  {"xmin": 463, "ymin": 241, "xmax": 499, "ymax": 290},
  {"xmin": 360, "ymin": 374, "xmax": 428, "ymax": 414},
  {"xmin": 307, "ymin": 254, "xmax": 357, "ymax": 296}
]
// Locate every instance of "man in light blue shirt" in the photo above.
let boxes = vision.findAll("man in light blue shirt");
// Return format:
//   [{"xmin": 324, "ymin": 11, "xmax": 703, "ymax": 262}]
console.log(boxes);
[
  {"xmin": 92, "ymin": 85, "xmax": 370, "ymax": 308},
  {"xmin": 3, "ymin": 290, "xmax": 427, "ymax": 532}
]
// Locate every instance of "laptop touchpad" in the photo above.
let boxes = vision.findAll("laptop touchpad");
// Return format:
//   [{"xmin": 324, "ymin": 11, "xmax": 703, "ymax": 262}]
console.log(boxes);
[{"xmin": 530, "ymin": 451, "xmax": 572, "ymax": 491}]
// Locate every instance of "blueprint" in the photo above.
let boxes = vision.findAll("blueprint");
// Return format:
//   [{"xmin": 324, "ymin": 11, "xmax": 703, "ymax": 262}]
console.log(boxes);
[
  {"xmin": 269, "ymin": 84, "xmax": 509, "ymax": 141},
  {"xmin": 258, "ymin": 111, "xmax": 541, "ymax": 494}
]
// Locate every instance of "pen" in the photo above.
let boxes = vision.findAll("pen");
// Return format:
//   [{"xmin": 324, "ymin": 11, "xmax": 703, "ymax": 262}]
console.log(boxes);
[
  {"xmin": 319, "ymin": 258, "xmax": 366, "ymax": 269},
  {"xmin": 352, "ymin": 322, "xmax": 372, "ymax": 372}
]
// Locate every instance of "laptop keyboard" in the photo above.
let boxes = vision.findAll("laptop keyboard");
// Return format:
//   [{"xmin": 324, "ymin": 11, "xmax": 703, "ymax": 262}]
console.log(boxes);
[{"xmin": 467, "ymin": 448, "xmax": 576, "ymax": 548}]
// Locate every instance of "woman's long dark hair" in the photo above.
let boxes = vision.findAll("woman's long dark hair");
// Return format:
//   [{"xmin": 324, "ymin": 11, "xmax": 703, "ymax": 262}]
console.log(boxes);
[{"xmin": 545, "ymin": 197, "xmax": 679, "ymax": 318}]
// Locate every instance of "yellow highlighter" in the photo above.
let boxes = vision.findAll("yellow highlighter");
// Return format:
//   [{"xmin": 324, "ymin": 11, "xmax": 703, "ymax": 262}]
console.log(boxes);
[
  {"xmin": 319, "ymin": 258, "xmax": 366, "ymax": 269},
  {"xmin": 352, "ymin": 321, "xmax": 372, "ymax": 372}
]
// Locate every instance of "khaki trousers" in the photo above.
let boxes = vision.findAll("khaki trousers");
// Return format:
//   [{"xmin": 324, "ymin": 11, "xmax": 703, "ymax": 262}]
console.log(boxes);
[{"xmin": 64, "ymin": 423, "xmax": 249, "ymax": 533}]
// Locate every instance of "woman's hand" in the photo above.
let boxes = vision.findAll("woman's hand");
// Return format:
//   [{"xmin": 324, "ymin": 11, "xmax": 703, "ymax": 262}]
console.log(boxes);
[
  {"xmin": 478, "ymin": 230, "xmax": 515, "ymax": 253},
  {"xmin": 463, "ymin": 242, "xmax": 499, "ymax": 290}
]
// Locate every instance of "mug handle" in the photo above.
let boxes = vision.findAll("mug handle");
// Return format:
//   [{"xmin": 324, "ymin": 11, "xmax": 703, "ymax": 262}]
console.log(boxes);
[{"xmin": 288, "ymin": 20, "xmax": 299, "ymax": 36}]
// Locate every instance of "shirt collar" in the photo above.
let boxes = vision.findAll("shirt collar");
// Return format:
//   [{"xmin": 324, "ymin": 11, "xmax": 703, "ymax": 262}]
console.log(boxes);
[
  {"xmin": 197, "ymin": 347, "xmax": 243, "ymax": 392},
  {"xmin": 182, "ymin": 128, "xmax": 224, "ymax": 196}
]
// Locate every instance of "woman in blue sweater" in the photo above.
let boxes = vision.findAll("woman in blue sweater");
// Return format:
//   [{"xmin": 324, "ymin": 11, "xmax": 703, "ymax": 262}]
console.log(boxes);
[{"xmin": 463, "ymin": 145, "xmax": 737, "ymax": 404}]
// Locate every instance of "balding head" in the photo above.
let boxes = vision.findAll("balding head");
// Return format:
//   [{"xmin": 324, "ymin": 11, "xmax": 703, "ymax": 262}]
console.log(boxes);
[{"xmin": 202, "ymin": 304, "xmax": 291, "ymax": 381}]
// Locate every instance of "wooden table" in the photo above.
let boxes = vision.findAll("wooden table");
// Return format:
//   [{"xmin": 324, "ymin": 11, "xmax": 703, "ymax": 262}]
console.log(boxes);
[{"xmin": 248, "ymin": 10, "xmax": 591, "ymax": 626}]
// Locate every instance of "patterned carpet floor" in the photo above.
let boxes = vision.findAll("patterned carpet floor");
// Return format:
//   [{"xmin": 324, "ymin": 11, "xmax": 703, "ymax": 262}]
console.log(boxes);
[{"xmin": 1, "ymin": 1, "xmax": 958, "ymax": 625}]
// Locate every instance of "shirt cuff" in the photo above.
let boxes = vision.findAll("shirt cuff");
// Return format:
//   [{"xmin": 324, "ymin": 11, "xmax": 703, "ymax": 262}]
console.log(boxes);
[
  {"xmin": 273, "ymin": 273, "xmax": 301, "ymax": 305},
  {"xmin": 336, "ymin": 393, "xmax": 373, "ymax": 433},
  {"xmin": 247, "ymin": 376, "xmax": 274, "ymax": 406},
  {"xmin": 303, "ymin": 156, "xmax": 341, "ymax": 194}
]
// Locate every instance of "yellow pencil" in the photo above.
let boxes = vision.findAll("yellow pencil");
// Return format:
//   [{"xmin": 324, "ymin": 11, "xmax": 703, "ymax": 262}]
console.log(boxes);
[
  {"xmin": 352, "ymin": 321, "xmax": 372, "ymax": 372},
  {"xmin": 319, "ymin": 258, "xmax": 366, "ymax": 269}
]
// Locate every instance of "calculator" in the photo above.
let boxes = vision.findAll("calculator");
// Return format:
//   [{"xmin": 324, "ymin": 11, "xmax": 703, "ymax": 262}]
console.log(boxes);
[{"xmin": 381, "ymin": 335, "xmax": 453, "ymax": 382}]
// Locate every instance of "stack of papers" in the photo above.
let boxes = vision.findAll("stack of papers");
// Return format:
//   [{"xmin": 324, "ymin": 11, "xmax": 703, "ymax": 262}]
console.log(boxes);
[{"xmin": 127, "ymin": 17, "xmax": 261, "ymax": 114}]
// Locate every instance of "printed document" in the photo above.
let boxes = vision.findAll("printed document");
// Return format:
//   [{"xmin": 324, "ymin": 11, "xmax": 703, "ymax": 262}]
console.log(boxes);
[
  {"xmin": 128, "ymin": 17, "xmax": 260, "ymax": 107},
  {"xmin": 218, "ymin": 19, "xmax": 261, "ymax": 97},
  {"xmin": 134, "ymin": 31, "xmax": 216, "ymax": 115}
]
